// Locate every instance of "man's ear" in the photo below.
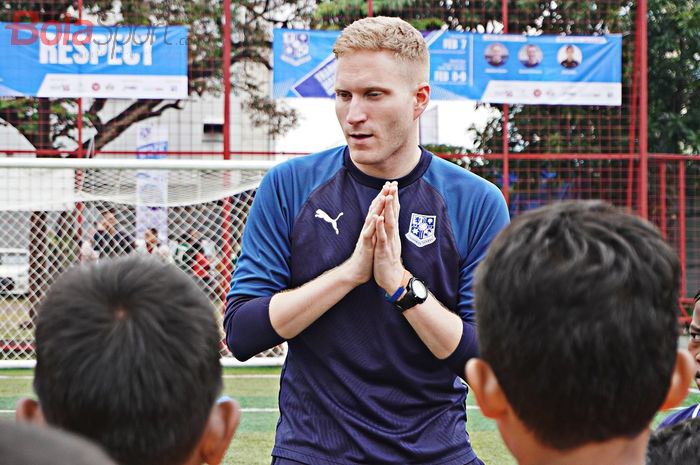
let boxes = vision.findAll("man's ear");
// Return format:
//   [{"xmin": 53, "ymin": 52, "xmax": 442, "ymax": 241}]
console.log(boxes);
[
  {"xmin": 413, "ymin": 82, "xmax": 430, "ymax": 119},
  {"xmin": 198, "ymin": 398, "xmax": 241, "ymax": 465},
  {"xmin": 15, "ymin": 397, "xmax": 46, "ymax": 425},
  {"xmin": 465, "ymin": 358, "xmax": 509, "ymax": 419},
  {"xmin": 660, "ymin": 349, "xmax": 695, "ymax": 410}
]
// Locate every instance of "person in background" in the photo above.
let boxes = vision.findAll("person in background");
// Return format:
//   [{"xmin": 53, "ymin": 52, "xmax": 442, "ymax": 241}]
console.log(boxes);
[
  {"xmin": 136, "ymin": 227, "xmax": 173, "ymax": 263},
  {"xmin": 92, "ymin": 208, "xmax": 133, "ymax": 258},
  {"xmin": 657, "ymin": 289, "xmax": 700, "ymax": 429}
]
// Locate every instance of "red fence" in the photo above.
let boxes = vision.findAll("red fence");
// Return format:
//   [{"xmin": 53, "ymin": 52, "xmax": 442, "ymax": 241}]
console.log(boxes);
[{"xmin": 1, "ymin": 1, "xmax": 698, "ymax": 321}]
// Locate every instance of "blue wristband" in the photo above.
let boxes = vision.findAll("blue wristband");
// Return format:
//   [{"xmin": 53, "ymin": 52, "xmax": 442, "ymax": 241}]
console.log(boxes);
[{"xmin": 385, "ymin": 286, "xmax": 405, "ymax": 303}]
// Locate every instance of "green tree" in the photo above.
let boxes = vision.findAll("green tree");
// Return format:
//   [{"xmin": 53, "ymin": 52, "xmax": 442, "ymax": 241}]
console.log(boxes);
[
  {"xmin": 648, "ymin": 0, "xmax": 700, "ymax": 154},
  {"xmin": 0, "ymin": 0, "xmax": 311, "ymax": 324}
]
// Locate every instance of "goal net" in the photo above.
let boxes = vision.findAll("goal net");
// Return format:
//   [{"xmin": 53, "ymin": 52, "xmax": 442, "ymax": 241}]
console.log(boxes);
[{"xmin": 0, "ymin": 156, "xmax": 285, "ymax": 366}]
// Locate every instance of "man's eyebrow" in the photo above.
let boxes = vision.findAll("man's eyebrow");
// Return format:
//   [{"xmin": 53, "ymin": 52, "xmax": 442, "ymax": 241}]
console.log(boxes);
[
  {"xmin": 690, "ymin": 324, "xmax": 700, "ymax": 332},
  {"xmin": 333, "ymin": 85, "xmax": 391, "ymax": 93}
]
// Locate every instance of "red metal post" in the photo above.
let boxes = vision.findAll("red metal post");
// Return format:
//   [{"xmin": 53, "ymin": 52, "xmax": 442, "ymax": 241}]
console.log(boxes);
[
  {"xmin": 223, "ymin": 0, "xmax": 232, "ymax": 162},
  {"xmin": 501, "ymin": 0, "xmax": 510, "ymax": 206},
  {"xmin": 626, "ymin": 16, "xmax": 640, "ymax": 212},
  {"xmin": 75, "ymin": 0, "xmax": 84, "ymax": 242},
  {"xmin": 659, "ymin": 161, "xmax": 666, "ymax": 239},
  {"xmin": 220, "ymin": 0, "xmax": 234, "ymax": 305},
  {"xmin": 77, "ymin": 0, "xmax": 83, "ymax": 159},
  {"xmin": 637, "ymin": 0, "xmax": 649, "ymax": 219},
  {"xmin": 679, "ymin": 160, "xmax": 687, "ymax": 298},
  {"xmin": 368, "ymin": 0, "xmax": 373, "ymax": 17}
]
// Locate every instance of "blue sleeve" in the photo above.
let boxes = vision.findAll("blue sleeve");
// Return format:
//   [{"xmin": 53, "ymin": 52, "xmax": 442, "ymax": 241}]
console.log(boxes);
[
  {"xmin": 448, "ymin": 182, "xmax": 510, "ymax": 375},
  {"xmin": 224, "ymin": 167, "xmax": 292, "ymax": 360},
  {"xmin": 224, "ymin": 295, "xmax": 283, "ymax": 361}
]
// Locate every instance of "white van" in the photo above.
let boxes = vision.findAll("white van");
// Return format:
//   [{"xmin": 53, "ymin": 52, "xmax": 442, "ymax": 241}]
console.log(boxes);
[{"xmin": 0, "ymin": 248, "xmax": 29, "ymax": 296}]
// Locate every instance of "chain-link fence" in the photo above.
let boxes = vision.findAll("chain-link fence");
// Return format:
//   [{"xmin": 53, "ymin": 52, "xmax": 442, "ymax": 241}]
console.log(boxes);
[
  {"xmin": 0, "ymin": 158, "xmax": 287, "ymax": 361},
  {"xmin": 1, "ymin": 0, "xmax": 699, "ymax": 348}
]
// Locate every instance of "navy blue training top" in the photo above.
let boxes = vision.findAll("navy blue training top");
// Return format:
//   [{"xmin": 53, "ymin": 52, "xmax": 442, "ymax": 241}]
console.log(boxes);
[
  {"xmin": 657, "ymin": 404, "xmax": 700, "ymax": 430},
  {"xmin": 225, "ymin": 146, "xmax": 510, "ymax": 465}
]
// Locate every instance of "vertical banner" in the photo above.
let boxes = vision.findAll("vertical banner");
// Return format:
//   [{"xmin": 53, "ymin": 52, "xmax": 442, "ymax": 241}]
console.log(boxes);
[{"xmin": 136, "ymin": 124, "xmax": 169, "ymax": 243}]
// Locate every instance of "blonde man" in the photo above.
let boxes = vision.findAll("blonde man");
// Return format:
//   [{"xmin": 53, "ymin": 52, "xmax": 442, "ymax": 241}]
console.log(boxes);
[{"xmin": 225, "ymin": 17, "xmax": 508, "ymax": 465}]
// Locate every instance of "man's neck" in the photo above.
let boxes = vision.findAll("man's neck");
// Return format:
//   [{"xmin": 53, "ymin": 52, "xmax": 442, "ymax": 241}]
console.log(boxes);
[{"xmin": 517, "ymin": 433, "xmax": 649, "ymax": 465}]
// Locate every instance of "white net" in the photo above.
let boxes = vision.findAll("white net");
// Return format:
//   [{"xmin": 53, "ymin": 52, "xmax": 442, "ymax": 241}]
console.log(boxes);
[{"xmin": 0, "ymin": 157, "xmax": 286, "ymax": 364}]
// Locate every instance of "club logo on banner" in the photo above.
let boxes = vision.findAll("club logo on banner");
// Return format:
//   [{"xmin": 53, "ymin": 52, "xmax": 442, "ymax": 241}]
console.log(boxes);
[
  {"xmin": 281, "ymin": 31, "xmax": 311, "ymax": 66},
  {"xmin": 272, "ymin": 28, "xmax": 622, "ymax": 106}
]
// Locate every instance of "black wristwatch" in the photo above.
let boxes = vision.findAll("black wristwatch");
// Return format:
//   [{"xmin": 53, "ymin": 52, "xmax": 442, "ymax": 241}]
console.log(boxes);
[{"xmin": 394, "ymin": 277, "xmax": 429, "ymax": 312}]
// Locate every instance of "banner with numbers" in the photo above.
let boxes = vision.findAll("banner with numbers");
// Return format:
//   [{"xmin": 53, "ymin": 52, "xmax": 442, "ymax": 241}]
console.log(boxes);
[{"xmin": 272, "ymin": 28, "xmax": 621, "ymax": 106}]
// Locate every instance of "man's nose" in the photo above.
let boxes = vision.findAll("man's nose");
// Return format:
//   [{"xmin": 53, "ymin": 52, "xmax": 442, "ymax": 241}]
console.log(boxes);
[{"xmin": 346, "ymin": 98, "xmax": 367, "ymax": 125}]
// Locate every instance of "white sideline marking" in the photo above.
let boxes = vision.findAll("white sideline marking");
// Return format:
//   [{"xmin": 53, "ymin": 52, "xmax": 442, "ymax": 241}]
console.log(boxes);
[{"xmin": 0, "ymin": 374, "xmax": 282, "ymax": 380}]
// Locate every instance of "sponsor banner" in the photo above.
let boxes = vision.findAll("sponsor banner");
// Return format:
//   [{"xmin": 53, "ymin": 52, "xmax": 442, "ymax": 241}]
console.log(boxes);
[
  {"xmin": 472, "ymin": 34, "xmax": 621, "ymax": 105},
  {"xmin": 0, "ymin": 23, "xmax": 188, "ymax": 98},
  {"xmin": 136, "ymin": 124, "xmax": 168, "ymax": 242},
  {"xmin": 273, "ymin": 28, "xmax": 622, "ymax": 106}
]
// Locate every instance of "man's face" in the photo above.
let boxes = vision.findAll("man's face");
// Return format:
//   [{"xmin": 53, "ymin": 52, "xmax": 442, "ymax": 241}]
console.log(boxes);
[
  {"xmin": 102, "ymin": 212, "xmax": 116, "ymax": 226},
  {"xmin": 688, "ymin": 300, "xmax": 700, "ymax": 389},
  {"xmin": 144, "ymin": 229, "xmax": 157, "ymax": 245},
  {"xmin": 527, "ymin": 46, "xmax": 538, "ymax": 64},
  {"xmin": 334, "ymin": 49, "xmax": 426, "ymax": 177},
  {"xmin": 566, "ymin": 47, "xmax": 575, "ymax": 60},
  {"xmin": 491, "ymin": 46, "xmax": 503, "ymax": 63}
]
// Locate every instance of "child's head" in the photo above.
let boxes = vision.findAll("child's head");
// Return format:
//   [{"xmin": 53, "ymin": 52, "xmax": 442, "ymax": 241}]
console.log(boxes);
[
  {"xmin": 647, "ymin": 417, "xmax": 700, "ymax": 465},
  {"xmin": 467, "ymin": 201, "xmax": 693, "ymax": 462},
  {"xmin": 17, "ymin": 256, "xmax": 240, "ymax": 465},
  {"xmin": 686, "ymin": 290, "xmax": 700, "ymax": 389}
]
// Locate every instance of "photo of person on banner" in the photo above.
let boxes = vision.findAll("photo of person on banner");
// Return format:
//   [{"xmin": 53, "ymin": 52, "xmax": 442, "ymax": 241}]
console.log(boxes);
[
  {"xmin": 485, "ymin": 42, "xmax": 508, "ymax": 67},
  {"xmin": 519, "ymin": 44, "xmax": 543, "ymax": 68},
  {"xmin": 558, "ymin": 44, "xmax": 582, "ymax": 69}
]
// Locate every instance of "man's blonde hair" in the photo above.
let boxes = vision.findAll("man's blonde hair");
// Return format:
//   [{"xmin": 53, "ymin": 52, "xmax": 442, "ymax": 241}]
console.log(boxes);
[{"xmin": 333, "ymin": 17, "xmax": 429, "ymax": 82}]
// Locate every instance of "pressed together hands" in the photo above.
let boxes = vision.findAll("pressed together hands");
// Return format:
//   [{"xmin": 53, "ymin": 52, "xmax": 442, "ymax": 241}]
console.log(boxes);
[{"xmin": 346, "ymin": 181, "xmax": 407, "ymax": 296}]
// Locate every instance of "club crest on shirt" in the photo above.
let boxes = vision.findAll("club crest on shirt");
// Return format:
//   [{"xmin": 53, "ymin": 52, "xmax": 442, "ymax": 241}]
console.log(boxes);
[{"xmin": 405, "ymin": 213, "xmax": 436, "ymax": 247}]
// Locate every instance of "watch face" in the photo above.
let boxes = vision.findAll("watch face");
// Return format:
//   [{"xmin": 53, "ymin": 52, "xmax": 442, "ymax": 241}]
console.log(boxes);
[{"xmin": 411, "ymin": 279, "xmax": 428, "ymax": 300}]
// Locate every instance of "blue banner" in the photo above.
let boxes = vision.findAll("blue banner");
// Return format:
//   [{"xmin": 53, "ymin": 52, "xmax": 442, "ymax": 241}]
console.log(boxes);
[
  {"xmin": 273, "ymin": 29, "xmax": 622, "ymax": 106},
  {"xmin": 0, "ymin": 23, "xmax": 188, "ymax": 98}
]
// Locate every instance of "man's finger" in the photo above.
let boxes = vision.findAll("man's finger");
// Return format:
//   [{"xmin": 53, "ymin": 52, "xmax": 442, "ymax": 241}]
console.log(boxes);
[
  {"xmin": 375, "ymin": 215, "xmax": 387, "ymax": 247},
  {"xmin": 364, "ymin": 196, "xmax": 384, "ymax": 227},
  {"xmin": 384, "ymin": 195, "xmax": 397, "ymax": 236},
  {"xmin": 363, "ymin": 214, "xmax": 378, "ymax": 241},
  {"xmin": 392, "ymin": 183, "xmax": 400, "ymax": 222}
]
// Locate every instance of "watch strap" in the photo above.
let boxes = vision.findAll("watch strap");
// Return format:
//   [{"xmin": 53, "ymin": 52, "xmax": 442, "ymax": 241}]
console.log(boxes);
[
  {"xmin": 385, "ymin": 270, "xmax": 412, "ymax": 303},
  {"xmin": 394, "ymin": 276, "xmax": 428, "ymax": 312}
]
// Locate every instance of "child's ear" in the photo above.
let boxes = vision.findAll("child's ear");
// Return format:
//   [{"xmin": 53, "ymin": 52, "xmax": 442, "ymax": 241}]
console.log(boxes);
[
  {"xmin": 15, "ymin": 398, "xmax": 46, "ymax": 425},
  {"xmin": 660, "ymin": 349, "xmax": 695, "ymax": 410},
  {"xmin": 197, "ymin": 398, "xmax": 241, "ymax": 465},
  {"xmin": 466, "ymin": 358, "xmax": 509, "ymax": 419}
]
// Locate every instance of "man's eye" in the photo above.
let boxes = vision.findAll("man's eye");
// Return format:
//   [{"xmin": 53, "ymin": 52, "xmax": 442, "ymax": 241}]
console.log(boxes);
[{"xmin": 690, "ymin": 333, "xmax": 700, "ymax": 342}]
